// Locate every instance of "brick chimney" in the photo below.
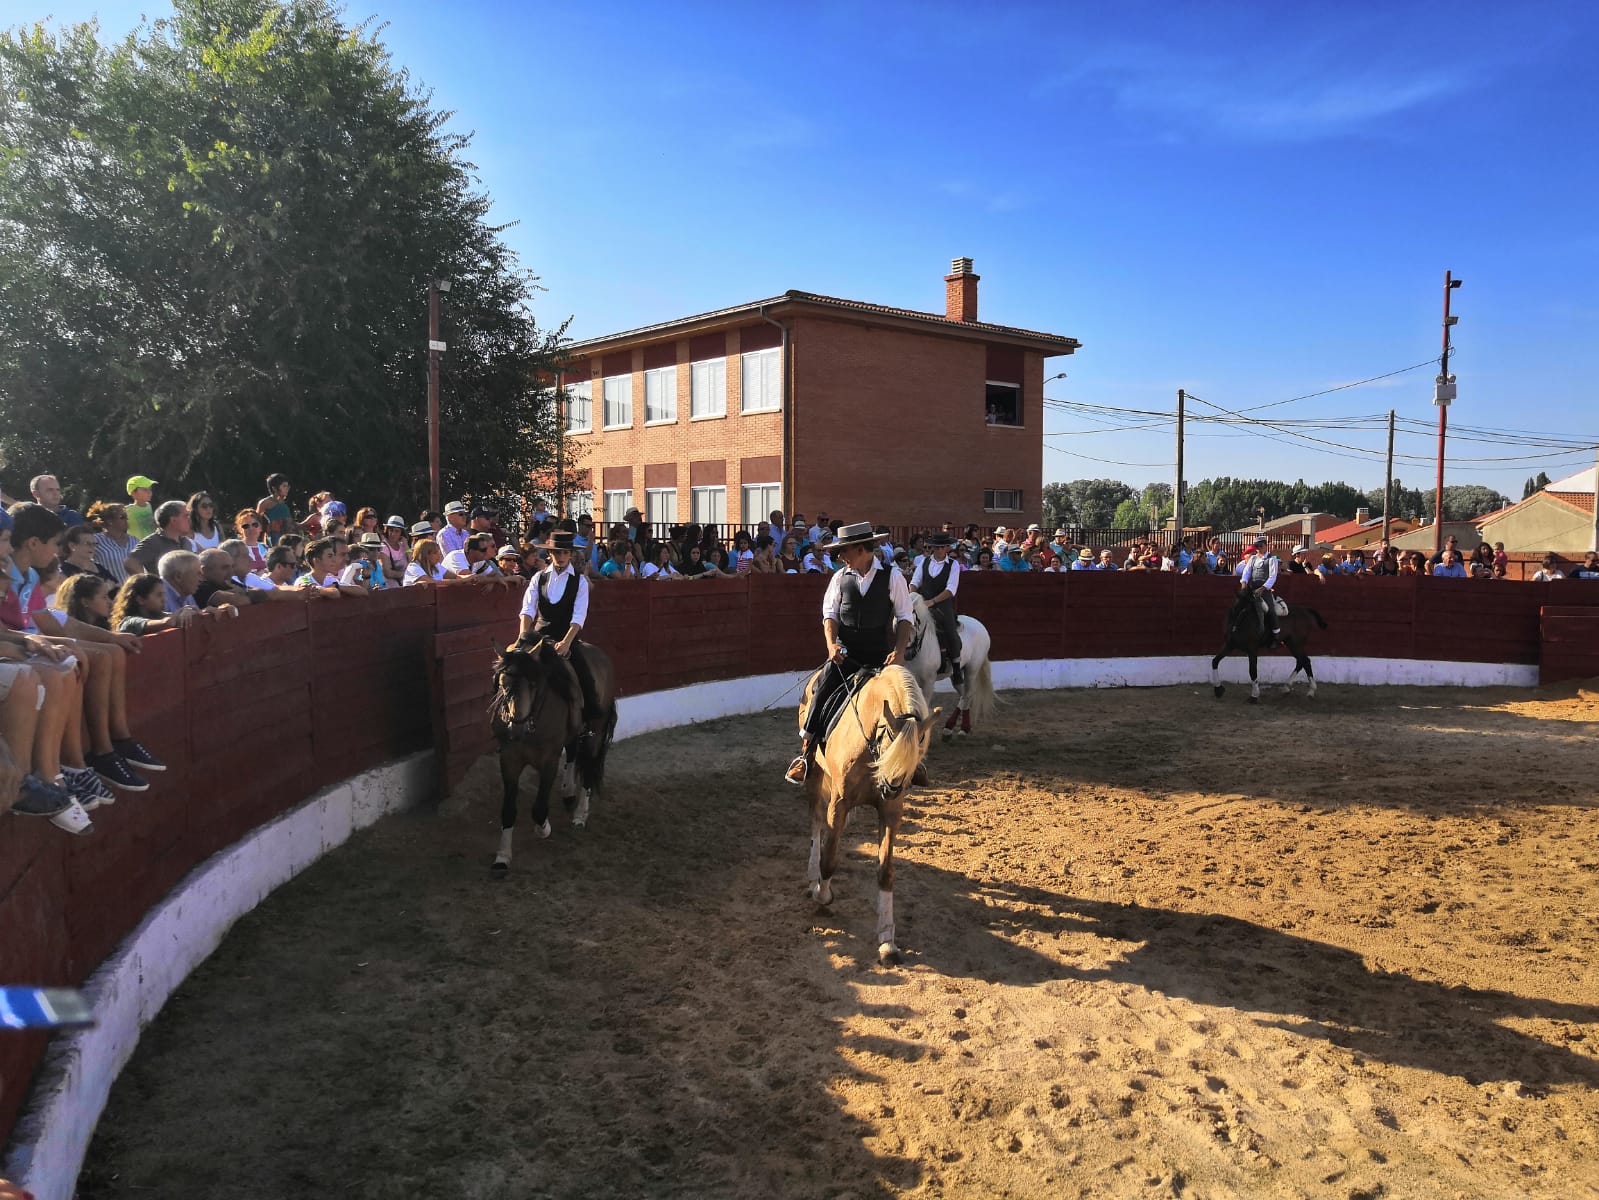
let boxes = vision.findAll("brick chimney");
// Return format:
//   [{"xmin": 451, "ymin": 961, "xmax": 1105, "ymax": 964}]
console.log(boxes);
[
  {"xmin": 1356, "ymin": 506, "xmax": 1371, "ymax": 524},
  {"xmin": 945, "ymin": 257, "xmax": 979, "ymax": 323}
]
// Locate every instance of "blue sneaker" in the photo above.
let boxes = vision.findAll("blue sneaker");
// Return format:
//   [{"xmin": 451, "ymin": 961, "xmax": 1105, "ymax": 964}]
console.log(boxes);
[
  {"xmin": 86, "ymin": 751, "xmax": 149, "ymax": 793},
  {"xmin": 11, "ymin": 773, "xmax": 73, "ymax": 818},
  {"xmin": 112, "ymin": 737, "xmax": 166, "ymax": 772}
]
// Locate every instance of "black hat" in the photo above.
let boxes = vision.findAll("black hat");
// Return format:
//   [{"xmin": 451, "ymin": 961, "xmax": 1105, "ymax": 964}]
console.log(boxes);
[
  {"xmin": 471, "ymin": 505, "xmax": 498, "ymax": 519},
  {"xmin": 538, "ymin": 530, "xmax": 577, "ymax": 551},
  {"xmin": 924, "ymin": 532, "xmax": 956, "ymax": 547}
]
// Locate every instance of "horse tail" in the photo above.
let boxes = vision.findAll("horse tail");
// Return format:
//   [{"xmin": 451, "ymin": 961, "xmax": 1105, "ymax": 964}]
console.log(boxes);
[
  {"xmin": 967, "ymin": 655, "xmax": 996, "ymax": 725},
  {"xmin": 1305, "ymin": 608, "xmax": 1329, "ymax": 630},
  {"xmin": 872, "ymin": 666, "xmax": 930, "ymax": 793}
]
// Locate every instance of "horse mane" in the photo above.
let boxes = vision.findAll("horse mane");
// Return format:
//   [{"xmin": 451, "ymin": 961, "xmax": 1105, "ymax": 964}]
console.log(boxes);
[
  {"xmin": 497, "ymin": 639, "xmax": 577, "ymax": 705},
  {"xmin": 871, "ymin": 665, "xmax": 929, "ymax": 791}
]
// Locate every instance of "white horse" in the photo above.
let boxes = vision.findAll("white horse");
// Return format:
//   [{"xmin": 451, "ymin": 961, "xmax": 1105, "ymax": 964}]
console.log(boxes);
[{"xmin": 905, "ymin": 595, "xmax": 996, "ymax": 738}]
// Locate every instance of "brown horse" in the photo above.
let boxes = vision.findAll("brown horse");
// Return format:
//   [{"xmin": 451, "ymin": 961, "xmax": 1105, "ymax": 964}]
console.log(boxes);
[
  {"xmin": 489, "ymin": 638, "xmax": 617, "ymax": 874},
  {"xmin": 1210, "ymin": 592, "xmax": 1328, "ymax": 703},
  {"xmin": 798, "ymin": 664, "xmax": 940, "ymax": 963}
]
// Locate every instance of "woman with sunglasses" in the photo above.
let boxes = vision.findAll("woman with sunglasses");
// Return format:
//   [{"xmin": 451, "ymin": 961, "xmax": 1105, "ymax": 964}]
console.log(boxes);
[
  {"xmin": 188, "ymin": 492, "xmax": 224, "ymax": 550},
  {"xmin": 233, "ymin": 508, "xmax": 270, "ymax": 573},
  {"xmin": 378, "ymin": 516, "xmax": 410, "ymax": 584}
]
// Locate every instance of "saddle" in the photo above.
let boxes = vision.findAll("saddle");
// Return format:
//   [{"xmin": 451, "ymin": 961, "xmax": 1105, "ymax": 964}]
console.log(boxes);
[{"xmin": 812, "ymin": 667, "xmax": 878, "ymax": 750}]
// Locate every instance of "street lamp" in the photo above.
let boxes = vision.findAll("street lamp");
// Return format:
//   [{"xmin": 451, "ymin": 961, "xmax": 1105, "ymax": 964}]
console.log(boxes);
[{"xmin": 428, "ymin": 279, "xmax": 451, "ymax": 511}]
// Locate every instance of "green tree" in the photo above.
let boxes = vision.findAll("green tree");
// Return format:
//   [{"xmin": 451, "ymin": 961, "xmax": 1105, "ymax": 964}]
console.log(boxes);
[
  {"xmin": 1366, "ymin": 479, "xmax": 1509, "ymax": 521},
  {"xmin": 1110, "ymin": 497, "xmax": 1145, "ymax": 530},
  {"xmin": 1040, "ymin": 478, "xmax": 1135, "ymax": 528},
  {"xmin": 0, "ymin": 0, "xmax": 568, "ymax": 519},
  {"xmin": 1522, "ymin": 471, "xmax": 1551, "ymax": 499}
]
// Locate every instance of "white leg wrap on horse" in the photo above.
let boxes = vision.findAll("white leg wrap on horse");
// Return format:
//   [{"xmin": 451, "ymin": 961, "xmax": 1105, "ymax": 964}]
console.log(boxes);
[
  {"xmin": 807, "ymin": 825, "xmax": 822, "ymax": 884},
  {"xmin": 494, "ymin": 828, "xmax": 513, "ymax": 866},
  {"xmin": 1210, "ymin": 664, "xmax": 1220, "ymax": 688},
  {"xmin": 877, "ymin": 888, "xmax": 896, "ymax": 954},
  {"xmin": 571, "ymin": 788, "xmax": 590, "ymax": 829},
  {"xmin": 536, "ymin": 819, "xmax": 551, "ymax": 839},
  {"xmin": 1250, "ymin": 680, "xmax": 1260, "ymax": 700}
]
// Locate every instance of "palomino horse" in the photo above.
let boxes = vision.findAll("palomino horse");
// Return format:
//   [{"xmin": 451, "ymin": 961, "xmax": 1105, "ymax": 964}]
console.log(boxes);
[
  {"xmin": 488, "ymin": 638, "xmax": 617, "ymax": 874},
  {"xmin": 798, "ymin": 664, "xmax": 940, "ymax": 964},
  {"xmin": 1210, "ymin": 593, "xmax": 1328, "ymax": 703},
  {"xmin": 905, "ymin": 595, "xmax": 996, "ymax": 738}
]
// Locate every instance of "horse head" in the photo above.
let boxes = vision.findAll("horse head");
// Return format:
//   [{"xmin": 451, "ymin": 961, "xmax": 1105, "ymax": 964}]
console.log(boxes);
[{"xmin": 492, "ymin": 638, "xmax": 552, "ymax": 738}]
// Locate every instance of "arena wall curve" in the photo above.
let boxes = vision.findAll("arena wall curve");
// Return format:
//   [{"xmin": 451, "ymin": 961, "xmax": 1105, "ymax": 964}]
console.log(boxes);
[{"xmin": 4, "ymin": 573, "xmax": 1596, "ymax": 1198}]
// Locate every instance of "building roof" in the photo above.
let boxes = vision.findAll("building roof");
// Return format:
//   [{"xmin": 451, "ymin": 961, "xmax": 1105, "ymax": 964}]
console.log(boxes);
[
  {"xmin": 566, "ymin": 289, "xmax": 1081, "ymax": 356},
  {"xmin": 1545, "ymin": 466, "xmax": 1596, "ymax": 495},
  {"xmin": 1314, "ymin": 517, "xmax": 1376, "ymax": 545},
  {"xmin": 1229, "ymin": 512, "xmax": 1340, "ymax": 536},
  {"xmin": 1478, "ymin": 487, "xmax": 1594, "ymax": 528}
]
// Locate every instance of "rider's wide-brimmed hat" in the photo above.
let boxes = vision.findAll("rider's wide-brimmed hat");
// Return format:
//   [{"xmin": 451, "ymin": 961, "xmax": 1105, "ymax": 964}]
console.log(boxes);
[
  {"xmin": 536, "ymin": 529, "xmax": 578, "ymax": 552},
  {"xmin": 829, "ymin": 521, "xmax": 889, "ymax": 551}
]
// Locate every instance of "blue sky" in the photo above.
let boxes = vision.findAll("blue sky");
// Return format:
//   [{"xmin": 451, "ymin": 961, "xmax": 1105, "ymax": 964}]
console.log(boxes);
[{"xmin": 32, "ymin": 0, "xmax": 1599, "ymax": 500}]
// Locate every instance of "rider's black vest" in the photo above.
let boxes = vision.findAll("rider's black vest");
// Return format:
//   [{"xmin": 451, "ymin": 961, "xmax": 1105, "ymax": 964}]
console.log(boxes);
[
  {"xmin": 837, "ymin": 567, "xmax": 894, "ymax": 666},
  {"xmin": 916, "ymin": 557, "xmax": 953, "ymax": 606},
  {"xmin": 535, "ymin": 569, "xmax": 580, "ymax": 639}
]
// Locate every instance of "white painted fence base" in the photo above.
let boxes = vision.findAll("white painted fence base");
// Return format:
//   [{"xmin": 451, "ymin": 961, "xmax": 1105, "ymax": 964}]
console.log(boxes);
[{"xmin": 5, "ymin": 655, "xmax": 1534, "ymax": 1199}]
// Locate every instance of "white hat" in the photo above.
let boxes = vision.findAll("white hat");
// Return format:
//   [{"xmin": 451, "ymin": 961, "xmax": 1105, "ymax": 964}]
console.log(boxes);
[
  {"xmin": 1292, "ymin": 544, "xmax": 1309, "ymax": 554},
  {"xmin": 1026, "ymin": 523, "xmax": 1041, "ymax": 532},
  {"xmin": 443, "ymin": 501, "xmax": 468, "ymax": 515}
]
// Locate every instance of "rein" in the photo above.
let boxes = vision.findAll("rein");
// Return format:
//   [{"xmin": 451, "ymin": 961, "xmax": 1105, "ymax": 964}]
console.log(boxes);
[{"xmin": 490, "ymin": 646, "xmax": 554, "ymax": 741}]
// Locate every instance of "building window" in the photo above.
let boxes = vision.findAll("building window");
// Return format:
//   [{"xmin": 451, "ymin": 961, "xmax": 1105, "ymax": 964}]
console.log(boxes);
[
  {"xmin": 645, "ymin": 487, "xmax": 677, "ymax": 526},
  {"xmin": 741, "ymin": 346, "xmax": 782, "ymax": 414},
  {"xmin": 567, "ymin": 491, "xmax": 593, "ymax": 518},
  {"xmin": 986, "ymin": 381, "xmax": 1021, "ymax": 427},
  {"xmin": 565, "ymin": 379, "xmax": 592, "ymax": 433},
  {"xmin": 691, "ymin": 485, "xmax": 726, "ymax": 528},
  {"xmin": 742, "ymin": 483, "xmax": 779, "ymax": 528},
  {"xmin": 602, "ymin": 374, "xmax": 632, "ymax": 430},
  {"xmin": 984, "ymin": 489, "xmax": 1023, "ymax": 512},
  {"xmin": 604, "ymin": 490, "xmax": 631, "ymax": 524},
  {"xmin": 691, "ymin": 357, "xmax": 727, "ymax": 419},
  {"xmin": 644, "ymin": 365, "xmax": 677, "ymax": 424}
]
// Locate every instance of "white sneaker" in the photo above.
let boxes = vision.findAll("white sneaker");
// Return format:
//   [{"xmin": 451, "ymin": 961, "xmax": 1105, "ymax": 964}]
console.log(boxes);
[
  {"xmin": 49, "ymin": 798, "xmax": 94, "ymax": 836},
  {"xmin": 62, "ymin": 766, "xmax": 115, "ymax": 811}
]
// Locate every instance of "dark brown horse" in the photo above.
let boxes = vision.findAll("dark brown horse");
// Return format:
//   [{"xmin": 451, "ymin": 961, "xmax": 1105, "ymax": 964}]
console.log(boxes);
[
  {"xmin": 489, "ymin": 638, "xmax": 616, "ymax": 874},
  {"xmin": 798, "ymin": 664, "xmax": 940, "ymax": 963},
  {"xmin": 1211, "ymin": 592, "xmax": 1327, "ymax": 703}
]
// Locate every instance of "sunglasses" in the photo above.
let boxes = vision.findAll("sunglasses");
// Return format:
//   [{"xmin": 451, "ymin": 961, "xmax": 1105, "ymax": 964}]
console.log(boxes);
[{"xmin": 240, "ymin": 521, "xmax": 261, "ymax": 529}]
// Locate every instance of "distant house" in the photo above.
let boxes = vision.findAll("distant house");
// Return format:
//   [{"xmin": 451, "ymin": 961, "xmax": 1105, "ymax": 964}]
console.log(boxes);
[
  {"xmin": 1390, "ymin": 521, "xmax": 1486, "ymax": 554},
  {"xmin": 1229, "ymin": 512, "xmax": 1342, "ymax": 546},
  {"xmin": 1475, "ymin": 467, "xmax": 1596, "ymax": 553},
  {"xmin": 552, "ymin": 258, "xmax": 1079, "ymax": 531},
  {"xmin": 1316, "ymin": 508, "xmax": 1421, "ymax": 550}
]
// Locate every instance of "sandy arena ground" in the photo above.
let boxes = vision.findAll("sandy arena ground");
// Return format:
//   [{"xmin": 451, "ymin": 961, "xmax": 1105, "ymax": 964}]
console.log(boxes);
[{"xmin": 77, "ymin": 683, "xmax": 1599, "ymax": 1199}]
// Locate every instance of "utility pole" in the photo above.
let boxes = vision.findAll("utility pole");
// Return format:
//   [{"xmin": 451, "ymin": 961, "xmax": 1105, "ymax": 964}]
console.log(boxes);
[
  {"xmin": 1173, "ymin": 389, "xmax": 1186, "ymax": 543},
  {"xmin": 1382, "ymin": 409, "xmax": 1395, "ymax": 544},
  {"xmin": 555, "ymin": 370, "xmax": 566, "ymax": 519},
  {"xmin": 1432, "ymin": 270, "xmax": 1461, "ymax": 554},
  {"xmin": 427, "ymin": 280, "xmax": 451, "ymax": 512}
]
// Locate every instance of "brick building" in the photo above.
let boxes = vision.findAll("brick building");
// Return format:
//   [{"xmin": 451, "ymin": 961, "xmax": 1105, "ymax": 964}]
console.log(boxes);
[{"xmin": 555, "ymin": 259, "xmax": 1079, "ymax": 531}]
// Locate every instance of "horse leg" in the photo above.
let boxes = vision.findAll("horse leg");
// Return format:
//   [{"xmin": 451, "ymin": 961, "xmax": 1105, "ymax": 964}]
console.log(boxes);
[
  {"xmin": 531, "ymin": 760, "xmax": 556, "ymax": 840},
  {"xmin": 1283, "ymin": 661, "xmax": 1302, "ymax": 693},
  {"xmin": 942, "ymin": 706, "xmax": 960, "ymax": 739},
  {"xmin": 1303, "ymin": 653, "xmax": 1317, "ymax": 699},
  {"xmin": 875, "ymin": 803, "xmax": 901, "ymax": 964},
  {"xmin": 959, "ymin": 704, "xmax": 971, "ymax": 735},
  {"xmin": 1248, "ymin": 652, "xmax": 1260, "ymax": 704},
  {"xmin": 492, "ymin": 755, "xmax": 520, "ymax": 874},
  {"xmin": 812, "ymin": 794, "xmax": 844, "ymax": 907},
  {"xmin": 1211, "ymin": 650, "xmax": 1227, "ymax": 698}
]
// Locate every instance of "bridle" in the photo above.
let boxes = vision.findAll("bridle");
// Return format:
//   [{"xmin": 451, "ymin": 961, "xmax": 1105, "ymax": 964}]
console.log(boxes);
[{"xmin": 490, "ymin": 645, "xmax": 552, "ymax": 741}]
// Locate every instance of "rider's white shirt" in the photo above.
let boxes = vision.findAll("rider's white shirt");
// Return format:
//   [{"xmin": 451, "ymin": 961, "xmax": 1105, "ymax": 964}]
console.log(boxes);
[
  {"xmin": 909, "ymin": 555, "xmax": 962, "ymax": 596},
  {"xmin": 520, "ymin": 563, "xmax": 589, "ymax": 628},
  {"xmin": 822, "ymin": 560, "xmax": 916, "ymax": 624}
]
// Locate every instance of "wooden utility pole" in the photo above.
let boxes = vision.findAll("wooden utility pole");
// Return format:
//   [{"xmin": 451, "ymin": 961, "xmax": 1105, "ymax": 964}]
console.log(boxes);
[
  {"xmin": 1432, "ymin": 271, "xmax": 1461, "ymax": 553},
  {"xmin": 1383, "ymin": 409, "xmax": 1395, "ymax": 544},
  {"xmin": 555, "ymin": 369, "xmax": 566, "ymax": 519},
  {"xmin": 1173, "ymin": 389, "xmax": 1186, "ymax": 543},
  {"xmin": 427, "ymin": 280, "xmax": 448, "ymax": 512}
]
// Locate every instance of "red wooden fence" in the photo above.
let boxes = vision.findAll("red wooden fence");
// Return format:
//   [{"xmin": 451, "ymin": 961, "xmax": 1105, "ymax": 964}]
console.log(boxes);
[{"xmin": 4, "ymin": 573, "xmax": 1599, "ymax": 1145}]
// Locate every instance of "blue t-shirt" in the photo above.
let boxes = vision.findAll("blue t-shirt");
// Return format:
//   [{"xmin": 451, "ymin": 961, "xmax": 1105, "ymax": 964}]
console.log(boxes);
[
  {"xmin": 1433, "ymin": 562, "xmax": 1468, "ymax": 578},
  {"xmin": 59, "ymin": 507, "xmax": 85, "ymax": 528},
  {"xmin": 998, "ymin": 554, "xmax": 1030, "ymax": 572}
]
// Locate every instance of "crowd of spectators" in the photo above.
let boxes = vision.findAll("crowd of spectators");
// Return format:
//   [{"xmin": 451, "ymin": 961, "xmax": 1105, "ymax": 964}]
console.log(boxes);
[{"xmin": 5, "ymin": 469, "xmax": 1598, "ymax": 839}]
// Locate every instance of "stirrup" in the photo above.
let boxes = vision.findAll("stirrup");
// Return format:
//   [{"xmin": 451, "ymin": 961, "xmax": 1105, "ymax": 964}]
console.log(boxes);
[{"xmin": 784, "ymin": 755, "xmax": 809, "ymax": 785}]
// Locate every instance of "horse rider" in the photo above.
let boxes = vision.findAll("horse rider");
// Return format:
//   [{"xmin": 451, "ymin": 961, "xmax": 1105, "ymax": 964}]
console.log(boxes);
[
  {"xmin": 910, "ymin": 531, "xmax": 963, "ymax": 686},
  {"xmin": 785, "ymin": 521, "xmax": 916, "ymax": 785},
  {"xmin": 517, "ymin": 524, "xmax": 604, "ymax": 723},
  {"xmin": 1235, "ymin": 534, "xmax": 1282, "ymax": 646}
]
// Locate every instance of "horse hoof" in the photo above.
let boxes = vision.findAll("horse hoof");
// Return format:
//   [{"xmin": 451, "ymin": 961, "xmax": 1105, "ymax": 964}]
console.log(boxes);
[
  {"xmin": 809, "ymin": 881, "xmax": 832, "ymax": 906},
  {"xmin": 1248, "ymin": 695, "xmax": 1258, "ymax": 705},
  {"xmin": 941, "ymin": 728, "xmax": 954, "ymax": 741},
  {"xmin": 572, "ymin": 818, "xmax": 587, "ymax": 830},
  {"xmin": 536, "ymin": 820, "xmax": 552, "ymax": 839},
  {"xmin": 1213, "ymin": 686, "xmax": 1224, "ymax": 699},
  {"xmin": 878, "ymin": 942, "xmax": 902, "ymax": 965},
  {"xmin": 490, "ymin": 859, "xmax": 509, "ymax": 877}
]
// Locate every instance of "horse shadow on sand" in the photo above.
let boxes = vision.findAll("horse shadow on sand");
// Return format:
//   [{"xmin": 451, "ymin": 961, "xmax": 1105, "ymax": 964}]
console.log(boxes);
[{"xmin": 872, "ymin": 861, "xmax": 1599, "ymax": 1091}]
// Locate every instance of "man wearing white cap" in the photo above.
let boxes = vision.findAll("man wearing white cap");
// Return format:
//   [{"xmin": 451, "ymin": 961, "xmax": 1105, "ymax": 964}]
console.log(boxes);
[
  {"xmin": 439, "ymin": 501, "xmax": 470, "ymax": 556},
  {"xmin": 786, "ymin": 521, "xmax": 915, "ymax": 785}
]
